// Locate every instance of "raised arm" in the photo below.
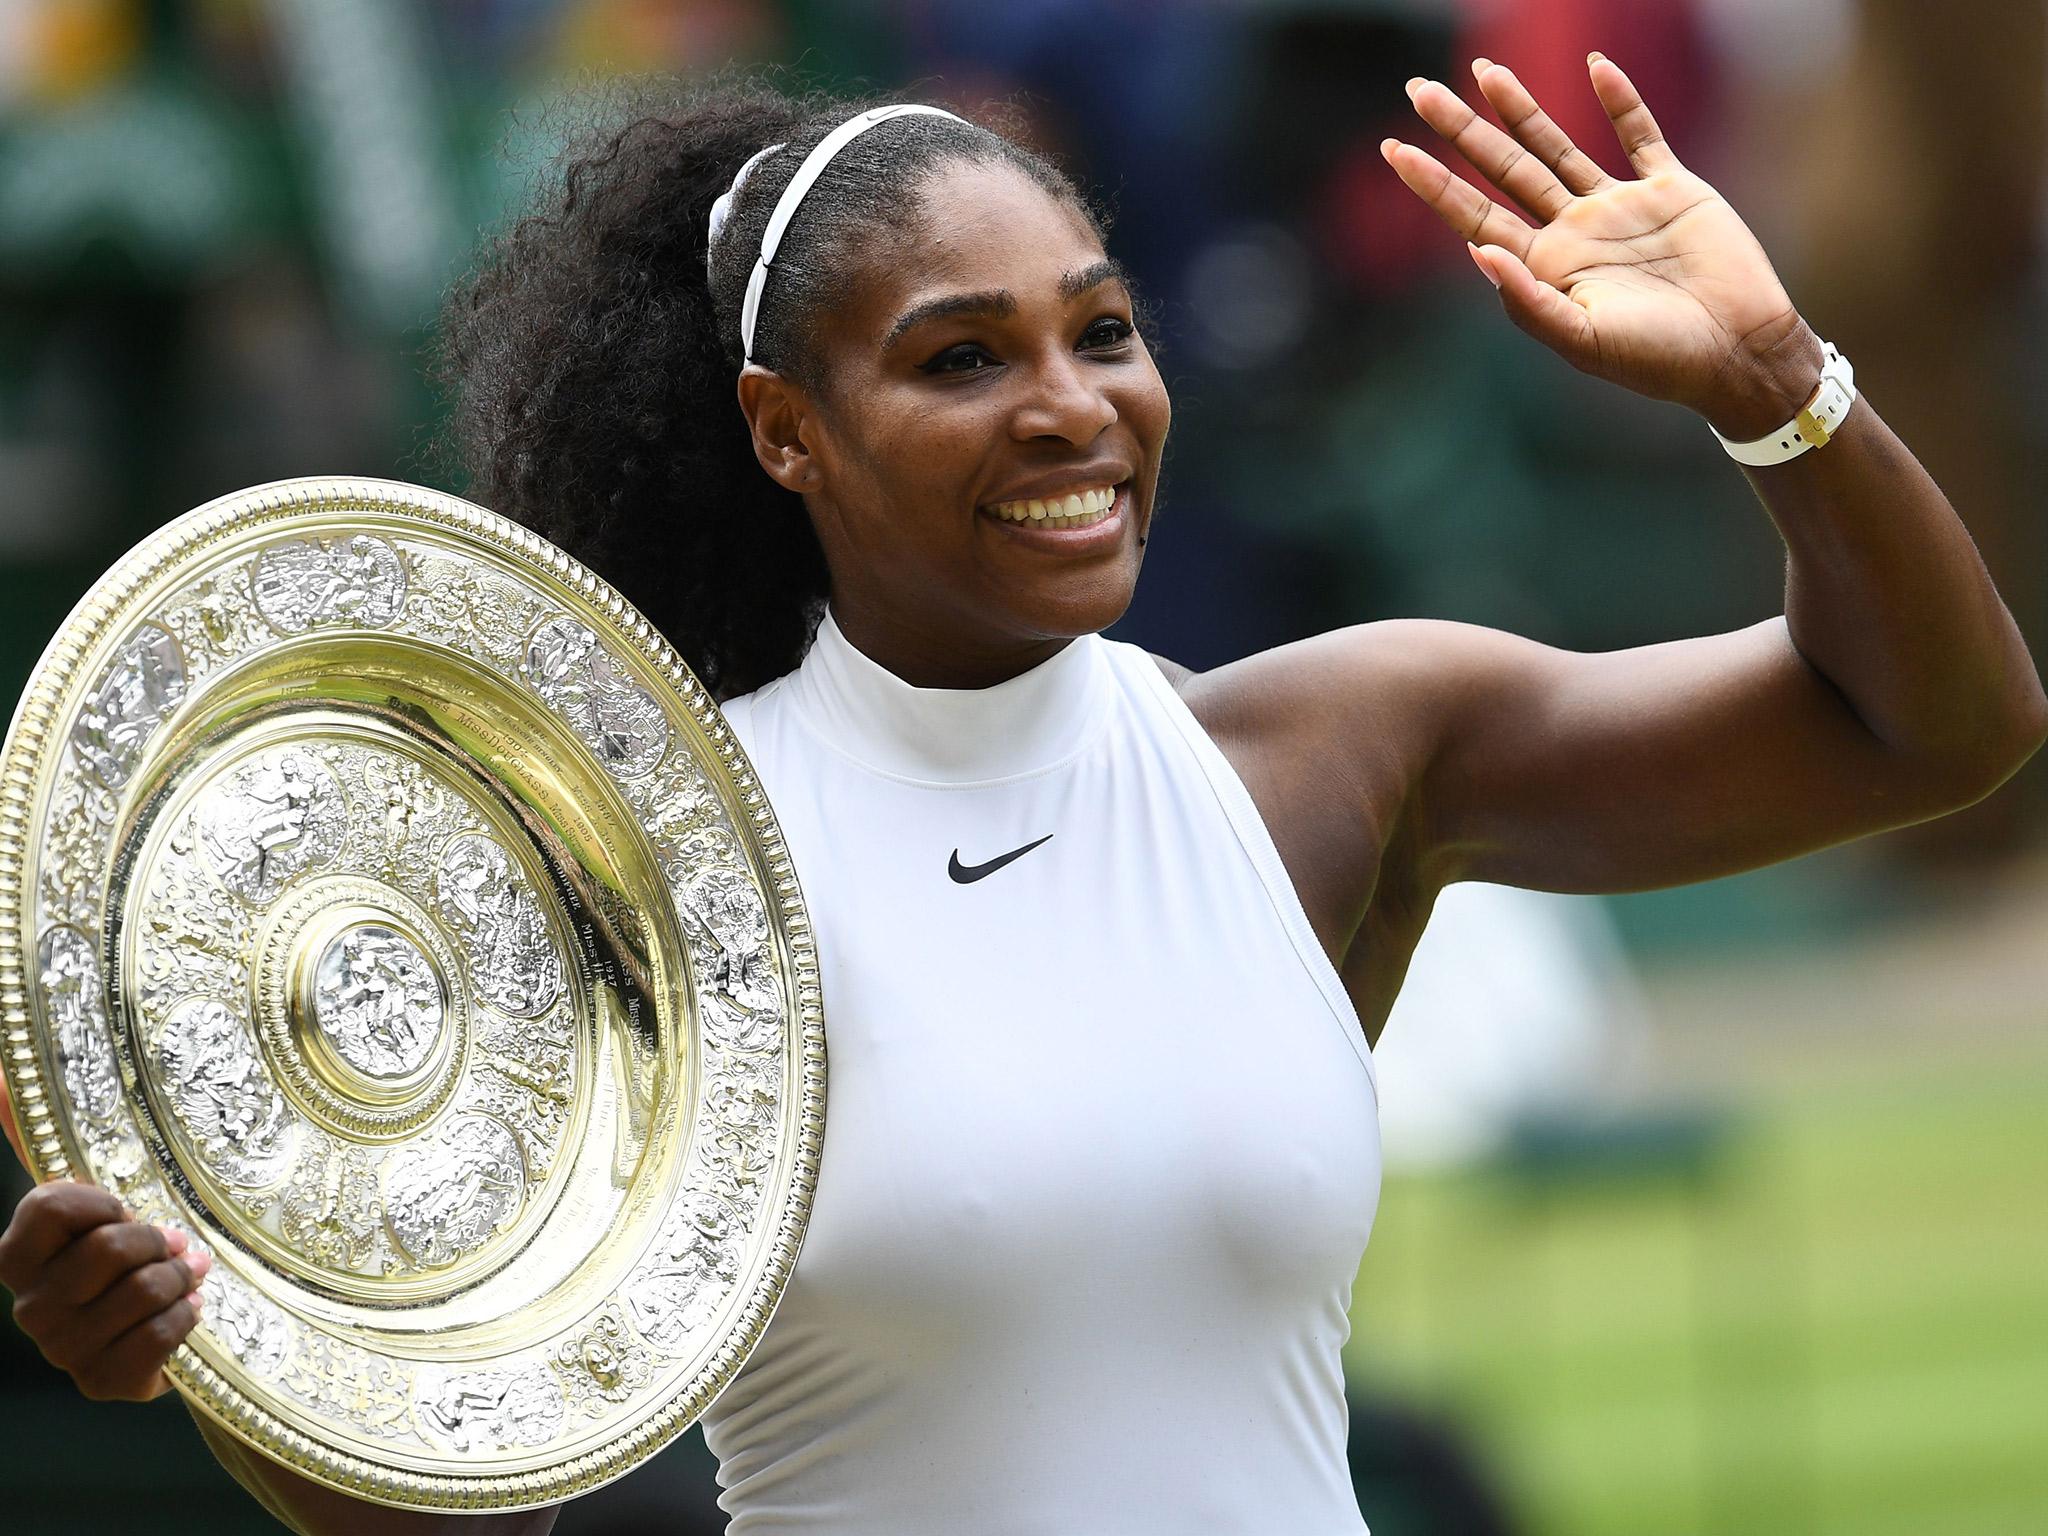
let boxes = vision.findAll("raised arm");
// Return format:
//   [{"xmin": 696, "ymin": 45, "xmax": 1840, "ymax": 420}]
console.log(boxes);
[{"xmin": 1248, "ymin": 53, "xmax": 2045, "ymax": 898}]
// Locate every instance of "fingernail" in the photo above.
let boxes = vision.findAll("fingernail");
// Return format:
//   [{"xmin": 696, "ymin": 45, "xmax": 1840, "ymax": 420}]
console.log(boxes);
[
  {"xmin": 1472, "ymin": 57, "xmax": 1493, "ymax": 78},
  {"xmin": 1588, "ymin": 51, "xmax": 1607, "ymax": 64},
  {"xmin": 1468, "ymin": 243, "xmax": 1503, "ymax": 289},
  {"xmin": 1404, "ymin": 77, "xmax": 1423, "ymax": 98},
  {"xmin": 1379, "ymin": 137, "xmax": 1399, "ymax": 160},
  {"xmin": 187, "ymin": 1249, "xmax": 214, "ymax": 1282},
  {"xmin": 189, "ymin": 1290, "xmax": 205, "ymax": 1315},
  {"xmin": 154, "ymin": 1223, "xmax": 188, "ymax": 1255}
]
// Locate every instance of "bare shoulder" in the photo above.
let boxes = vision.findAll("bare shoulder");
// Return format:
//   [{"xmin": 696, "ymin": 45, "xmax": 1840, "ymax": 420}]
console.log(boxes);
[
  {"xmin": 1144, "ymin": 650, "xmax": 1198, "ymax": 693},
  {"xmin": 1151, "ymin": 621, "xmax": 1461, "ymax": 799}
]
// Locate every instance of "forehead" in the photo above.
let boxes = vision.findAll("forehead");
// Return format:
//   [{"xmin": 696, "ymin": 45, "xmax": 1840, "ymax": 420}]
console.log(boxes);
[{"xmin": 847, "ymin": 158, "xmax": 1106, "ymax": 321}]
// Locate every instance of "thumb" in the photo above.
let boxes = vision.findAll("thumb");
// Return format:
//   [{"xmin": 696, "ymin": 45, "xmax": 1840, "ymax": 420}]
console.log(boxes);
[{"xmin": 1470, "ymin": 243, "xmax": 1596, "ymax": 363}]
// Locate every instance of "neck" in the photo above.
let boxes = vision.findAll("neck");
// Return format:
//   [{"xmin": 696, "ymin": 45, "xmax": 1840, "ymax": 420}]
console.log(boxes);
[
  {"xmin": 786, "ymin": 601, "xmax": 1110, "ymax": 784},
  {"xmin": 827, "ymin": 593, "xmax": 1076, "ymax": 689}
]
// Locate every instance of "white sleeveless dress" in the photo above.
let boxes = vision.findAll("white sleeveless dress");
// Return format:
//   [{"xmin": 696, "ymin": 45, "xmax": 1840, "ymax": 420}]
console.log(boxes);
[{"xmin": 702, "ymin": 605, "xmax": 1383, "ymax": 1534}]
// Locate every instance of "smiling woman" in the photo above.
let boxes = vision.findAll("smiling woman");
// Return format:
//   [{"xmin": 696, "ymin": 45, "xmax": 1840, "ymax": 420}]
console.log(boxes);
[
  {"xmin": 428, "ymin": 75, "xmax": 1165, "ymax": 701},
  {"xmin": 429, "ymin": 61, "xmax": 2043, "ymax": 1536},
  {"xmin": 8, "ymin": 52, "xmax": 2043, "ymax": 1536}
]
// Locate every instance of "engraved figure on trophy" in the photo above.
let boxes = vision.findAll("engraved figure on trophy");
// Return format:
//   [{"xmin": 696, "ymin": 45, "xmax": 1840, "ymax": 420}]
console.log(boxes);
[
  {"xmin": 522, "ymin": 616, "xmax": 670, "ymax": 780},
  {"xmin": 251, "ymin": 534, "xmax": 406, "ymax": 634},
  {"xmin": 71, "ymin": 624, "xmax": 188, "ymax": 789},
  {"xmin": 197, "ymin": 748, "xmax": 347, "ymax": 904},
  {"xmin": 310, "ymin": 925, "xmax": 445, "ymax": 1081},
  {"xmin": 153, "ymin": 996, "xmax": 297, "ymax": 1189},
  {"xmin": 550, "ymin": 1304, "xmax": 652, "ymax": 1418},
  {"xmin": 415, "ymin": 1365, "xmax": 565, "ymax": 1454},
  {"xmin": 435, "ymin": 833, "xmax": 563, "ymax": 1018},
  {"xmin": 276, "ymin": 1134, "xmax": 382, "ymax": 1271},
  {"xmin": 679, "ymin": 865, "xmax": 781, "ymax": 1051},
  {"xmin": 361, "ymin": 755, "xmax": 448, "ymax": 871},
  {"xmin": 623, "ymin": 1190, "xmax": 744, "ymax": 1353},
  {"xmin": 383, "ymin": 1113, "xmax": 527, "ymax": 1268},
  {"xmin": 37, "ymin": 926, "xmax": 124, "ymax": 1126},
  {"xmin": 201, "ymin": 1268, "xmax": 292, "ymax": 1378}
]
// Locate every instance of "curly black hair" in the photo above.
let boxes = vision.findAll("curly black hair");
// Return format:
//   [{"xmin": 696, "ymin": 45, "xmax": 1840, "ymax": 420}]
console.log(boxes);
[{"xmin": 427, "ymin": 73, "xmax": 1111, "ymax": 702}]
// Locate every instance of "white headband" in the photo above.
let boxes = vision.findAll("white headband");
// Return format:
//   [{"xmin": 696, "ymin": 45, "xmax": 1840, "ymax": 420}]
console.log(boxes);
[{"xmin": 710, "ymin": 103, "xmax": 968, "ymax": 365}]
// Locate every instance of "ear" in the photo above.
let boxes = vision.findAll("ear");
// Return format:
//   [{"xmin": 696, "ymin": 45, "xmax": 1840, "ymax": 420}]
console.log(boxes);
[{"xmin": 737, "ymin": 365, "xmax": 824, "ymax": 494}]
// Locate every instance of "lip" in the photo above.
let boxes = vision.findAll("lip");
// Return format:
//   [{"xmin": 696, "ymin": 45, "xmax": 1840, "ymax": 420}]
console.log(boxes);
[{"xmin": 978, "ymin": 481, "xmax": 1133, "ymax": 552}]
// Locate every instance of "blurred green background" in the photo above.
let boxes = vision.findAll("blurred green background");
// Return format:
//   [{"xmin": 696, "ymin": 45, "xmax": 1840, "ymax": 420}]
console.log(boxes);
[{"xmin": 1, "ymin": 1, "xmax": 2043, "ymax": 1533}]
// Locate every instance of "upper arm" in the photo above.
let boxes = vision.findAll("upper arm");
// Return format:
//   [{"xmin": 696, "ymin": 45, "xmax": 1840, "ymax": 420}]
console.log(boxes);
[{"xmin": 1288, "ymin": 616, "xmax": 2017, "ymax": 897}]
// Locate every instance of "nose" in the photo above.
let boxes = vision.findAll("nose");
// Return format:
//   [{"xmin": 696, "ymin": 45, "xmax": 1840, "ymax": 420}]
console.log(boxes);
[{"xmin": 1010, "ymin": 348, "xmax": 1117, "ymax": 446}]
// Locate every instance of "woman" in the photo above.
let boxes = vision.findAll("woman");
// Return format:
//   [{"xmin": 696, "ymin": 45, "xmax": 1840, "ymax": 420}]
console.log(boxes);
[{"xmin": 3, "ymin": 57, "xmax": 2043, "ymax": 1535}]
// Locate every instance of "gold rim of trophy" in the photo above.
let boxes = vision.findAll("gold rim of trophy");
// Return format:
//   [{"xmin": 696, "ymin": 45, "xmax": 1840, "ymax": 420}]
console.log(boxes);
[{"xmin": 0, "ymin": 477, "xmax": 826, "ymax": 1510}]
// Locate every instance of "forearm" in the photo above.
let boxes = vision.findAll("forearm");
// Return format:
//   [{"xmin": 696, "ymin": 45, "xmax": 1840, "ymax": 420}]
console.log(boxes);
[
  {"xmin": 184, "ymin": 1400, "xmax": 559, "ymax": 1536},
  {"xmin": 1719, "ymin": 324, "xmax": 2048, "ymax": 782}
]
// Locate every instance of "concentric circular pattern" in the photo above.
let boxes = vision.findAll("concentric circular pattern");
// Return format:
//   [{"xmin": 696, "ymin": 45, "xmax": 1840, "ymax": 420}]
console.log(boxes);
[
  {"xmin": 253, "ymin": 875, "xmax": 469, "ymax": 1144},
  {"xmin": 0, "ymin": 478, "xmax": 826, "ymax": 1510}
]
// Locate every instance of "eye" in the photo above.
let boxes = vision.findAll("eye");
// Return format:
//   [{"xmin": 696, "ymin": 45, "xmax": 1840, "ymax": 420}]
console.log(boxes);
[
  {"xmin": 919, "ymin": 343, "xmax": 998, "ymax": 375},
  {"xmin": 1082, "ymin": 316, "xmax": 1135, "ymax": 351}
]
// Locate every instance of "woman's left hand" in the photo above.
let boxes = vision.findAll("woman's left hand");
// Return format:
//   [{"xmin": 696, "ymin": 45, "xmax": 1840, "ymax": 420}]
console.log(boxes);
[{"xmin": 1384, "ymin": 53, "xmax": 1824, "ymax": 441}]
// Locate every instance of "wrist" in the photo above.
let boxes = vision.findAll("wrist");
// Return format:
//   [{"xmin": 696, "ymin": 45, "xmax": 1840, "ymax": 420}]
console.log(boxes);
[{"xmin": 1696, "ymin": 318, "xmax": 1827, "ymax": 443}]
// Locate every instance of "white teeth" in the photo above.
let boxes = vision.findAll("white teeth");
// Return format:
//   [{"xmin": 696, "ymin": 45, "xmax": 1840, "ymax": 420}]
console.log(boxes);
[{"xmin": 987, "ymin": 484, "xmax": 1120, "ymax": 524}]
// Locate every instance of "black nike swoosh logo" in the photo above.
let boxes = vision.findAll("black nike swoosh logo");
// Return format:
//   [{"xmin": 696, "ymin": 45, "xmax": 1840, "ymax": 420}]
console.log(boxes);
[{"xmin": 948, "ymin": 833, "xmax": 1055, "ymax": 884}]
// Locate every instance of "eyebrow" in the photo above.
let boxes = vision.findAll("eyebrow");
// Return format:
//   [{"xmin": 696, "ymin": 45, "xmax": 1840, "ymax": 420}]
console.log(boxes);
[{"xmin": 881, "ymin": 257, "xmax": 1131, "ymax": 351}]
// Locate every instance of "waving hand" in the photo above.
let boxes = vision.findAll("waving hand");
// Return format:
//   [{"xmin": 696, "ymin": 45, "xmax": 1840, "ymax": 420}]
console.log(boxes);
[{"xmin": 1383, "ymin": 54, "xmax": 1820, "ymax": 439}]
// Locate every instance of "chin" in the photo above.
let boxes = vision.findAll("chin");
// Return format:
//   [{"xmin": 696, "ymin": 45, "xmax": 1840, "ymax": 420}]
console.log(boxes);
[{"xmin": 1017, "ymin": 573, "xmax": 1140, "ymax": 641}]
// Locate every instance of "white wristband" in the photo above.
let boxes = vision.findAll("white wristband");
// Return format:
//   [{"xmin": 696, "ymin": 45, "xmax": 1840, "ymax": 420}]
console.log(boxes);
[{"xmin": 1710, "ymin": 339, "xmax": 1857, "ymax": 467}]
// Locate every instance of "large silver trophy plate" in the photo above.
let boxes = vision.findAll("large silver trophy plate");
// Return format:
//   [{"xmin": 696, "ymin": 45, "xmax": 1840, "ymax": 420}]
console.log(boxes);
[{"xmin": 0, "ymin": 477, "xmax": 825, "ymax": 1510}]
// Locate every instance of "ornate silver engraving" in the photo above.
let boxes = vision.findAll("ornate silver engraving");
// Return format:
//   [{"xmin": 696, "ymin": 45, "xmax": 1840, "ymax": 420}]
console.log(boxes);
[
  {"xmin": 70, "ymin": 623, "xmax": 186, "ymax": 789},
  {"xmin": 630, "ymin": 759, "xmax": 729, "ymax": 848},
  {"xmin": 38, "ymin": 769, "xmax": 117, "ymax": 932},
  {"xmin": 435, "ymin": 834, "xmax": 562, "ymax": 1017},
  {"xmin": 679, "ymin": 865, "xmax": 782, "ymax": 1050},
  {"xmin": 383, "ymin": 1113, "xmax": 525, "ymax": 1268},
  {"xmin": 359, "ymin": 755, "xmax": 447, "ymax": 870},
  {"xmin": 251, "ymin": 534, "xmax": 406, "ymax": 633},
  {"xmin": 153, "ymin": 997, "xmax": 296, "ymax": 1187},
  {"xmin": 37, "ymin": 925, "xmax": 122, "ymax": 1124},
  {"xmin": 550, "ymin": 1304, "xmax": 652, "ymax": 1418},
  {"xmin": 133, "ymin": 839, "xmax": 254, "ymax": 1016},
  {"xmin": 415, "ymin": 1365, "xmax": 566, "ymax": 1453},
  {"xmin": 276, "ymin": 1133, "xmax": 383, "ymax": 1270},
  {"xmin": 623, "ymin": 1191, "xmax": 745, "ymax": 1353},
  {"xmin": 470, "ymin": 1007, "xmax": 574, "ymax": 1181},
  {"xmin": 522, "ymin": 616, "xmax": 670, "ymax": 780},
  {"xmin": 196, "ymin": 748, "xmax": 346, "ymax": 903},
  {"xmin": 398, "ymin": 549, "xmax": 555, "ymax": 669},
  {"xmin": 311, "ymin": 924, "xmax": 444, "ymax": 1080},
  {"xmin": 279, "ymin": 1335, "xmax": 420, "ymax": 1442},
  {"xmin": 156, "ymin": 564, "xmax": 274, "ymax": 682},
  {"xmin": 200, "ymin": 1268, "xmax": 292, "ymax": 1378},
  {"xmin": 92, "ymin": 1122, "xmax": 152, "ymax": 1192},
  {"xmin": 705, "ymin": 1052, "xmax": 781, "ymax": 1139}
]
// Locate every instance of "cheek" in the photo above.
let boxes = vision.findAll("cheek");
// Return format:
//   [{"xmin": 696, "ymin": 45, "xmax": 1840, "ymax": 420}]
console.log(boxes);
[
  {"xmin": 841, "ymin": 398, "xmax": 990, "ymax": 513},
  {"xmin": 1123, "ymin": 365, "xmax": 1171, "ymax": 452}
]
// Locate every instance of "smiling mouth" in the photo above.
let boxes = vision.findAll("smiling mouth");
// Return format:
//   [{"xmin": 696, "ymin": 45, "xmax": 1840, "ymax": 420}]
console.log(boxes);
[{"xmin": 981, "ymin": 482, "xmax": 1123, "ymax": 530}]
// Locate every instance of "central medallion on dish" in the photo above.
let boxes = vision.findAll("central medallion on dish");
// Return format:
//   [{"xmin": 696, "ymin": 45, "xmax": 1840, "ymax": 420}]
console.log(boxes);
[{"xmin": 308, "ymin": 921, "xmax": 446, "ymax": 1085}]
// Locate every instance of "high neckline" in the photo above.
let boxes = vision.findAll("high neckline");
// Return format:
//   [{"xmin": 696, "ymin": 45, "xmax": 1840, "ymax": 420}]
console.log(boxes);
[{"xmin": 782, "ymin": 604, "xmax": 1112, "ymax": 785}]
